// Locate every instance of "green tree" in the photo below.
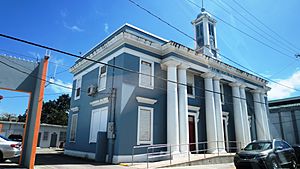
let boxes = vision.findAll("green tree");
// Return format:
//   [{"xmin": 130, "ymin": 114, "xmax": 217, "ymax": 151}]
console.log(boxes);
[{"xmin": 18, "ymin": 94, "xmax": 70, "ymax": 125}]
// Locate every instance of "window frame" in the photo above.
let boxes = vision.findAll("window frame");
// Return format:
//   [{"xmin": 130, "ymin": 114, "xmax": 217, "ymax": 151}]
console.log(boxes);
[
  {"xmin": 69, "ymin": 113, "xmax": 78, "ymax": 143},
  {"xmin": 74, "ymin": 77, "xmax": 82, "ymax": 100},
  {"xmin": 187, "ymin": 72, "xmax": 195, "ymax": 98},
  {"xmin": 43, "ymin": 131, "xmax": 49, "ymax": 141},
  {"xmin": 139, "ymin": 59, "xmax": 154, "ymax": 89},
  {"xmin": 98, "ymin": 65, "xmax": 107, "ymax": 92},
  {"xmin": 89, "ymin": 107, "xmax": 108, "ymax": 143},
  {"xmin": 220, "ymin": 83, "xmax": 225, "ymax": 105},
  {"xmin": 137, "ymin": 106, "xmax": 153, "ymax": 145}
]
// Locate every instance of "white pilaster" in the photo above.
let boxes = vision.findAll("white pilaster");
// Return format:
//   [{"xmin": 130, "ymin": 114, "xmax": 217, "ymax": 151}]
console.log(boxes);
[
  {"xmin": 240, "ymin": 85, "xmax": 251, "ymax": 144},
  {"xmin": 202, "ymin": 18, "xmax": 213, "ymax": 57},
  {"xmin": 213, "ymin": 76, "xmax": 226, "ymax": 153},
  {"xmin": 202, "ymin": 72, "xmax": 218, "ymax": 153},
  {"xmin": 260, "ymin": 92, "xmax": 271, "ymax": 140},
  {"xmin": 178, "ymin": 63, "xmax": 189, "ymax": 153},
  {"xmin": 252, "ymin": 89, "xmax": 266, "ymax": 140},
  {"xmin": 164, "ymin": 60, "xmax": 180, "ymax": 153},
  {"xmin": 230, "ymin": 83, "xmax": 246, "ymax": 148}
]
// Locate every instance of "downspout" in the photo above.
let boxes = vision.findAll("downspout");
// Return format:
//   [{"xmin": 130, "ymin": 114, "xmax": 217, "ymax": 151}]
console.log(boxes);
[{"xmin": 107, "ymin": 57, "xmax": 116, "ymax": 163}]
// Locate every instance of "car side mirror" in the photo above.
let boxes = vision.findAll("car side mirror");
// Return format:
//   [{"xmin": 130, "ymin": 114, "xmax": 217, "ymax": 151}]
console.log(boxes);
[{"xmin": 276, "ymin": 146, "xmax": 283, "ymax": 151}]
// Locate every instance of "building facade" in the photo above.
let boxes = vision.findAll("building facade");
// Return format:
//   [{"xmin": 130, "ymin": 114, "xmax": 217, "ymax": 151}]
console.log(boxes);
[
  {"xmin": 0, "ymin": 121, "xmax": 67, "ymax": 148},
  {"xmin": 269, "ymin": 97, "xmax": 300, "ymax": 145},
  {"xmin": 65, "ymin": 10, "xmax": 271, "ymax": 163}
]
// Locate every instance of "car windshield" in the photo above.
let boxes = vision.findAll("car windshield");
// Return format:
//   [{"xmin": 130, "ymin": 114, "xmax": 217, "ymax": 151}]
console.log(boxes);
[
  {"xmin": 0, "ymin": 135, "xmax": 12, "ymax": 141},
  {"xmin": 244, "ymin": 142, "xmax": 272, "ymax": 151}
]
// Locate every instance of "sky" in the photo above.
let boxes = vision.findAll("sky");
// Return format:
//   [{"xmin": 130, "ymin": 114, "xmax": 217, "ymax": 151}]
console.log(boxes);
[{"xmin": 0, "ymin": 0, "xmax": 299, "ymax": 115}]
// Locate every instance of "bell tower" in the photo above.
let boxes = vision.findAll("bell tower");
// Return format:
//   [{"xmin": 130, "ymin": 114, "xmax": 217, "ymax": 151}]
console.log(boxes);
[{"xmin": 192, "ymin": 8, "xmax": 219, "ymax": 59}]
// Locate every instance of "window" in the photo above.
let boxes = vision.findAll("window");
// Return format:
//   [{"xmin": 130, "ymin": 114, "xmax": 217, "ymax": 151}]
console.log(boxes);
[
  {"xmin": 208, "ymin": 23, "xmax": 215, "ymax": 48},
  {"xmin": 139, "ymin": 60, "xmax": 154, "ymax": 89},
  {"xmin": 43, "ymin": 131, "xmax": 49, "ymax": 141},
  {"xmin": 187, "ymin": 73, "xmax": 195, "ymax": 97},
  {"xmin": 220, "ymin": 83, "xmax": 225, "ymax": 104},
  {"xmin": 137, "ymin": 106, "xmax": 153, "ymax": 145},
  {"xmin": 98, "ymin": 65, "xmax": 107, "ymax": 91},
  {"xmin": 196, "ymin": 22, "xmax": 204, "ymax": 47},
  {"xmin": 89, "ymin": 107, "xmax": 108, "ymax": 143},
  {"xmin": 59, "ymin": 131, "xmax": 66, "ymax": 142},
  {"xmin": 75, "ymin": 78, "xmax": 82, "ymax": 100},
  {"xmin": 70, "ymin": 114, "xmax": 78, "ymax": 142}
]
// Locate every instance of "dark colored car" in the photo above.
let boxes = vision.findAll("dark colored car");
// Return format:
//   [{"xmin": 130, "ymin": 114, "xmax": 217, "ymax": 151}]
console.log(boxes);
[
  {"xmin": 234, "ymin": 139, "xmax": 297, "ymax": 169},
  {"xmin": 292, "ymin": 144, "xmax": 300, "ymax": 163}
]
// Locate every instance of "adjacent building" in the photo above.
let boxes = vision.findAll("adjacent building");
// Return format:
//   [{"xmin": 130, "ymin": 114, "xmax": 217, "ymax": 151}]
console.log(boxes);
[
  {"xmin": 269, "ymin": 97, "xmax": 300, "ymax": 145},
  {"xmin": 0, "ymin": 121, "xmax": 67, "ymax": 148},
  {"xmin": 65, "ymin": 9, "xmax": 271, "ymax": 163}
]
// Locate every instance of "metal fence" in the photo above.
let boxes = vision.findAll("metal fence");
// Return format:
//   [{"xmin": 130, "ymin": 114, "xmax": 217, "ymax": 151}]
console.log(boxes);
[{"xmin": 131, "ymin": 141, "xmax": 242, "ymax": 168}]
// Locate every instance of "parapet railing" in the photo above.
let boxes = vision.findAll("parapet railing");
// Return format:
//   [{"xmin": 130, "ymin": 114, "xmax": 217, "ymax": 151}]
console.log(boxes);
[{"xmin": 131, "ymin": 140, "xmax": 242, "ymax": 168}]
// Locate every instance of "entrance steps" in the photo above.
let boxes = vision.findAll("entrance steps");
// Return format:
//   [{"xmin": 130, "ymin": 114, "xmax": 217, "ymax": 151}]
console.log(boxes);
[{"xmin": 127, "ymin": 153, "xmax": 235, "ymax": 168}]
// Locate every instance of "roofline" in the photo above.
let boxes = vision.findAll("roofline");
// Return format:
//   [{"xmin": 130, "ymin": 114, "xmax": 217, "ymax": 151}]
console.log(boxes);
[{"xmin": 269, "ymin": 96, "xmax": 300, "ymax": 103}]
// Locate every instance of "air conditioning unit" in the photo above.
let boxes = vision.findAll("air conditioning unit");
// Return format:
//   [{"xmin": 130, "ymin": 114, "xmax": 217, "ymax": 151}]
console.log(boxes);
[{"xmin": 87, "ymin": 85, "xmax": 97, "ymax": 96}]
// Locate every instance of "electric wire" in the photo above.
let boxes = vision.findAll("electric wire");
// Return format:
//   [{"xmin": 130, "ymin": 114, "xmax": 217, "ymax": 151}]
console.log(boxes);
[
  {"xmin": 231, "ymin": 0, "xmax": 300, "ymax": 52},
  {"xmin": 127, "ymin": 0, "xmax": 300, "ymax": 92}
]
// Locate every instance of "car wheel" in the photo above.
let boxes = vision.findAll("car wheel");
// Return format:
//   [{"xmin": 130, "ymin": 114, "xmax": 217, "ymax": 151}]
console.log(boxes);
[
  {"xmin": 291, "ymin": 159, "xmax": 297, "ymax": 169},
  {"xmin": 0, "ymin": 151, "xmax": 4, "ymax": 162},
  {"xmin": 270, "ymin": 159, "xmax": 279, "ymax": 169}
]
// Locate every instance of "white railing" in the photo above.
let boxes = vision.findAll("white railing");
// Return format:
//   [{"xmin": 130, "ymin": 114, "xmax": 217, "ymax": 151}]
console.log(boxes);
[{"xmin": 131, "ymin": 141, "xmax": 242, "ymax": 168}]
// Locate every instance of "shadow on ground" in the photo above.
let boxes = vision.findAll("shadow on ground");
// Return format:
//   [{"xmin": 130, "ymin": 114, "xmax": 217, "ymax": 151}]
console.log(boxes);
[{"xmin": 0, "ymin": 151, "xmax": 107, "ymax": 168}]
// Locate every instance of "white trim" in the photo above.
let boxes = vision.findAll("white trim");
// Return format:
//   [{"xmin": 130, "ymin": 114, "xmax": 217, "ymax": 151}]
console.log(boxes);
[
  {"xmin": 73, "ymin": 47, "xmax": 161, "ymax": 80},
  {"xmin": 64, "ymin": 149, "xmax": 95, "ymax": 160},
  {"xmin": 187, "ymin": 72, "xmax": 195, "ymax": 98},
  {"xmin": 89, "ymin": 97, "xmax": 109, "ymax": 107},
  {"xmin": 70, "ymin": 106, "xmax": 79, "ymax": 112},
  {"xmin": 188, "ymin": 112, "xmax": 199, "ymax": 151},
  {"xmin": 222, "ymin": 111, "xmax": 229, "ymax": 152},
  {"xmin": 136, "ymin": 97, "xmax": 157, "ymax": 105},
  {"xmin": 220, "ymin": 83, "xmax": 225, "ymax": 105},
  {"xmin": 98, "ymin": 65, "xmax": 107, "ymax": 92},
  {"xmin": 137, "ymin": 106, "xmax": 153, "ymax": 145},
  {"xmin": 188, "ymin": 105, "xmax": 200, "ymax": 112},
  {"xmin": 139, "ymin": 59, "xmax": 154, "ymax": 90},
  {"xmin": 69, "ymin": 114, "xmax": 78, "ymax": 143},
  {"xmin": 74, "ymin": 77, "xmax": 82, "ymax": 100},
  {"xmin": 89, "ymin": 107, "xmax": 108, "ymax": 143}
]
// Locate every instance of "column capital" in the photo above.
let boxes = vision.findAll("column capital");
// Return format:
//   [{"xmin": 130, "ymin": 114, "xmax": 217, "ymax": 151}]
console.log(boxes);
[
  {"xmin": 213, "ymin": 75, "xmax": 222, "ymax": 81},
  {"xmin": 178, "ymin": 63, "xmax": 190, "ymax": 70},
  {"xmin": 201, "ymin": 72, "xmax": 215, "ymax": 78},
  {"xmin": 251, "ymin": 88, "xmax": 264, "ymax": 94},
  {"xmin": 229, "ymin": 82, "xmax": 241, "ymax": 87},
  {"xmin": 162, "ymin": 59, "xmax": 180, "ymax": 67},
  {"xmin": 240, "ymin": 84, "xmax": 247, "ymax": 89}
]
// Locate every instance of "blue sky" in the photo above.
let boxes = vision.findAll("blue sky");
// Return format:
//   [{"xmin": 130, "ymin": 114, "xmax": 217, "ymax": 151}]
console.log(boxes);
[{"xmin": 0, "ymin": 0, "xmax": 299, "ymax": 115}]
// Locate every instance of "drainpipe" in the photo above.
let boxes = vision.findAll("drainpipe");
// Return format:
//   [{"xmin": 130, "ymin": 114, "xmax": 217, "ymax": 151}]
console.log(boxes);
[{"xmin": 107, "ymin": 57, "xmax": 116, "ymax": 163}]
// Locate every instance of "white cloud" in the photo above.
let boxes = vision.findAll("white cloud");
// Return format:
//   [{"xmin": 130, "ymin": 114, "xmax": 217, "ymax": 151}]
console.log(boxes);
[
  {"xmin": 63, "ymin": 22, "xmax": 84, "ymax": 32},
  {"xmin": 48, "ymin": 78, "xmax": 72, "ymax": 94},
  {"xmin": 268, "ymin": 70, "xmax": 300, "ymax": 100},
  {"xmin": 60, "ymin": 10, "xmax": 67, "ymax": 18},
  {"xmin": 104, "ymin": 23, "xmax": 109, "ymax": 34}
]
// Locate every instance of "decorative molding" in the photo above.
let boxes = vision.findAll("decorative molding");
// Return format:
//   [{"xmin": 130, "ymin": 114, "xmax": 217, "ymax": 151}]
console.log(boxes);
[
  {"xmin": 188, "ymin": 105, "xmax": 200, "ymax": 112},
  {"xmin": 70, "ymin": 107, "xmax": 79, "ymax": 112},
  {"xmin": 136, "ymin": 97, "xmax": 157, "ymax": 105},
  {"xmin": 89, "ymin": 97, "xmax": 109, "ymax": 107}
]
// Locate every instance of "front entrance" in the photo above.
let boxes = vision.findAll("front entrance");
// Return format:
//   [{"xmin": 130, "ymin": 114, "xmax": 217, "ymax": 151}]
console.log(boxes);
[
  {"xmin": 188, "ymin": 115, "xmax": 196, "ymax": 152},
  {"xmin": 50, "ymin": 132, "xmax": 57, "ymax": 147}
]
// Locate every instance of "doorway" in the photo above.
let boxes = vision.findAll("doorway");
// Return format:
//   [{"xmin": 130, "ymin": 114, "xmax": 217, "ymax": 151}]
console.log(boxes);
[
  {"xmin": 188, "ymin": 115, "xmax": 197, "ymax": 153},
  {"xmin": 50, "ymin": 132, "xmax": 57, "ymax": 147}
]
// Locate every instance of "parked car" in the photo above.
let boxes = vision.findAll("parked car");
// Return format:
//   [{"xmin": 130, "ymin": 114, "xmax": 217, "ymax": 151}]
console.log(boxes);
[
  {"xmin": 292, "ymin": 144, "xmax": 300, "ymax": 164},
  {"xmin": 0, "ymin": 135, "xmax": 21, "ymax": 162},
  {"xmin": 8, "ymin": 134, "xmax": 22, "ymax": 142},
  {"xmin": 234, "ymin": 139, "xmax": 297, "ymax": 169}
]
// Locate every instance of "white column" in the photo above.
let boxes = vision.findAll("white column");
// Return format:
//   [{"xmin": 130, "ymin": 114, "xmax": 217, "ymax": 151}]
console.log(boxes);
[
  {"xmin": 178, "ymin": 64, "xmax": 189, "ymax": 153},
  {"xmin": 202, "ymin": 18, "xmax": 212, "ymax": 57},
  {"xmin": 240, "ymin": 85, "xmax": 251, "ymax": 144},
  {"xmin": 230, "ymin": 83, "xmax": 246, "ymax": 148},
  {"xmin": 260, "ymin": 92, "xmax": 271, "ymax": 140},
  {"xmin": 202, "ymin": 72, "xmax": 218, "ymax": 153},
  {"xmin": 165, "ymin": 60, "xmax": 180, "ymax": 153},
  {"xmin": 213, "ymin": 77, "xmax": 226, "ymax": 153},
  {"xmin": 252, "ymin": 90, "xmax": 266, "ymax": 140}
]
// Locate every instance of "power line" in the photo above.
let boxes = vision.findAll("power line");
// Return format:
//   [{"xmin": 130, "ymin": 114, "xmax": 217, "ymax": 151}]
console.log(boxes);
[
  {"xmin": 210, "ymin": 0, "xmax": 298, "ymax": 55},
  {"xmin": 184, "ymin": 0, "xmax": 296, "ymax": 61},
  {"xmin": 231, "ymin": 0, "xmax": 300, "ymax": 52},
  {"xmin": 128, "ymin": 0, "xmax": 300, "ymax": 92},
  {"xmin": 1, "ymin": 93, "xmax": 66, "ymax": 99}
]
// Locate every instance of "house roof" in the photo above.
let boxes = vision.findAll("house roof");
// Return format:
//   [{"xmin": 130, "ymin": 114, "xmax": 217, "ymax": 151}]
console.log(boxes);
[{"xmin": 269, "ymin": 96, "xmax": 300, "ymax": 108}]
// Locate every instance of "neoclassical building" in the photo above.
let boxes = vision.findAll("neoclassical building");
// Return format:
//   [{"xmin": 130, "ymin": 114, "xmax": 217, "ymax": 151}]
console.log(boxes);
[{"xmin": 65, "ymin": 9, "xmax": 271, "ymax": 163}]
